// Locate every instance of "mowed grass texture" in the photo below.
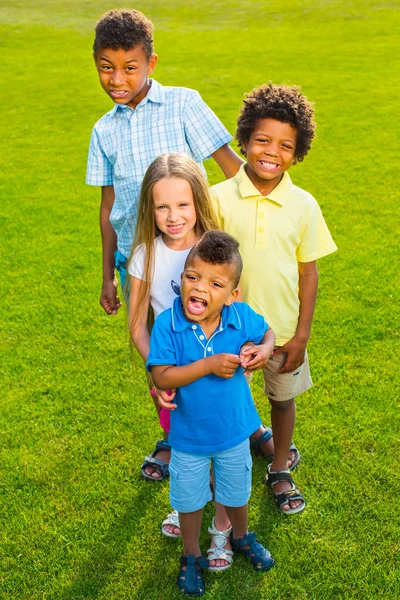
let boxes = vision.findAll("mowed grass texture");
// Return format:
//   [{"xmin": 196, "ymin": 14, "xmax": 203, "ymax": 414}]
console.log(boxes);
[{"xmin": 1, "ymin": 1, "xmax": 399, "ymax": 598}]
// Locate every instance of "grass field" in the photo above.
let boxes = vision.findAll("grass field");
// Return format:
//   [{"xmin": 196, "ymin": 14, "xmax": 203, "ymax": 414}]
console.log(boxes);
[{"xmin": 1, "ymin": 1, "xmax": 400, "ymax": 598}]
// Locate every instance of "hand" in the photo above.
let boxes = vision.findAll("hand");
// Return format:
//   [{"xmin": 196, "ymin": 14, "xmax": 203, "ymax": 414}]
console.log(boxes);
[
  {"xmin": 273, "ymin": 337, "xmax": 307, "ymax": 373},
  {"xmin": 100, "ymin": 280, "xmax": 122, "ymax": 315},
  {"xmin": 208, "ymin": 353, "xmax": 241, "ymax": 378},
  {"xmin": 239, "ymin": 342, "xmax": 255, "ymax": 375},
  {"xmin": 156, "ymin": 388, "xmax": 177, "ymax": 411},
  {"xmin": 240, "ymin": 342, "xmax": 274, "ymax": 374}
]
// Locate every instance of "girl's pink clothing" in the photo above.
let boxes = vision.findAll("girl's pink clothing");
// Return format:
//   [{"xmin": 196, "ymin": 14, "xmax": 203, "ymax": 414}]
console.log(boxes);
[{"xmin": 159, "ymin": 407, "xmax": 171, "ymax": 432}]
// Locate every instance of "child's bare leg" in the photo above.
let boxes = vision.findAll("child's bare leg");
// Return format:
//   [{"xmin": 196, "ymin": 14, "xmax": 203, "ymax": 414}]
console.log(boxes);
[
  {"xmin": 225, "ymin": 503, "xmax": 248, "ymax": 539},
  {"xmin": 227, "ymin": 503, "xmax": 274, "ymax": 571},
  {"xmin": 168, "ymin": 498, "xmax": 233, "ymax": 554},
  {"xmin": 250, "ymin": 425, "xmax": 298, "ymax": 468},
  {"xmin": 179, "ymin": 509, "xmax": 203, "ymax": 557},
  {"xmin": 269, "ymin": 398, "xmax": 302, "ymax": 511},
  {"xmin": 208, "ymin": 502, "xmax": 232, "ymax": 569},
  {"xmin": 177, "ymin": 510, "xmax": 206, "ymax": 595},
  {"xmin": 214, "ymin": 502, "xmax": 231, "ymax": 530},
  {"xmin": 142, "ymin": 428, "xmax": 171, "ymax": 479},
  {"xmin": 143, "ymin": 391, "xmax": 171, "ymax": 479}
]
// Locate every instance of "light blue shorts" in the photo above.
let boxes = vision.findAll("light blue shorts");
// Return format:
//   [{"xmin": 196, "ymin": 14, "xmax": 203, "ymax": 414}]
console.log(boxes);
[{"xmin": 169, "ymin": 439, "xmax": 252, "ymax": 513}]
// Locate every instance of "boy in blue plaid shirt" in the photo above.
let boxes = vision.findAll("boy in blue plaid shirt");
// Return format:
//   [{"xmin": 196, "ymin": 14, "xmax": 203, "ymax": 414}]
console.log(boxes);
[{"xmin": 86, "ymin": 9, "xmax": 242, "ymax": 315}]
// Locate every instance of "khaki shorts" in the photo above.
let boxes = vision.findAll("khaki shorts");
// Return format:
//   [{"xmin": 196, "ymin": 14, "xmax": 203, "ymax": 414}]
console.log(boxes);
[{"xmin": 262, "ymin": 350, "xmax": 313, "ymax": 402}]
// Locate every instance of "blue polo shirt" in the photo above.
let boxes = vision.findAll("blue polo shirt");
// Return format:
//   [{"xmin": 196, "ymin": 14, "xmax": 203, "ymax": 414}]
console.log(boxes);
[{"xmin": 146, "ymin": 298, "xmax": 268, "ymax": 454}]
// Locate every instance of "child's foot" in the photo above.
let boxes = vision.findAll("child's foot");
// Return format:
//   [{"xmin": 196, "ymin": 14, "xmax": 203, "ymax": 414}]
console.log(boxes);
[
  {"xmin": 143, "ymin": 448, "xmax": 170, "ymax": 478},
  {"xmin": 230, "ymin": 531, "xmax": 274, "ymax": 571},
  {"xmin": 250, "ymin": 425, "xmax": 299, "ymax": 469},
  {"xmin": 271, "ymin": 480, "xmax": 303, "ymax": 512},
  {"xmin": 141, "ymin": 440, "xmax": 171, "ymax": 480},
  {"xmin": 207, "ymin": 517, "xmax": 233, "ymax": 571},
  {"xmin": 177, "ymin": 554, "xmax": 208, "ymax": 596},
  {"xmin": 161, "ymin": 510, "xmax": 181, "ymax": 538},
  {"xmin": 266, "ymin": 465, "xmax": 305, "ymax": 514}
]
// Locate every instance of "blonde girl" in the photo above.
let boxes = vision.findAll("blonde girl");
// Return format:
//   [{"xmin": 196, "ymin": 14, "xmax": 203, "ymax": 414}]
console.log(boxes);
[{"xmin": 128, "ymin": 153, "xmax": 219, "ymax": 483}]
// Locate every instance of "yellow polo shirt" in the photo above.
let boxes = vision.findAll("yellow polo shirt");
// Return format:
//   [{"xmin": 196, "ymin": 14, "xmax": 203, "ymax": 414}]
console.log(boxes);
[{"xmin": 211, "ymin": 164, "xmax": 337, "ymax": 345}]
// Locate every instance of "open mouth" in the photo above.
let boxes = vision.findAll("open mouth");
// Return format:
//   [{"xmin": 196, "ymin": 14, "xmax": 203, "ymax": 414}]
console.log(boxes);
[
  {"xmin": 110, "ymin": 90, "xmax": 129, "ymax": 98},
  {"xmin": 167, "ymin": 224, "xmax": 185, "ymax": 234},
  {"xmin": 259, "ymin": 160, "xmax": 280, "ymax": 171},
  {"xmin": 187, "ymin": 296, "xmax": 207, "ymax": 315}
]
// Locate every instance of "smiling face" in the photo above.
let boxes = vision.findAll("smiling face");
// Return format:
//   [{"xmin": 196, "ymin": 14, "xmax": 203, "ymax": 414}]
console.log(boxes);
[
  {"xmin": 94, "ymin": 45, "xmax": 157, "ymax": 109},
  {"xmin": 243, "ymin": 118, "xmax": 297, "ymax": 196},
  {"xmin": 181, "ymin": 256, "xmax": 239, "ymax": 331},
  {"xmin": 153, "ymin": 177, "xmax": 198, "ymax": 249}
]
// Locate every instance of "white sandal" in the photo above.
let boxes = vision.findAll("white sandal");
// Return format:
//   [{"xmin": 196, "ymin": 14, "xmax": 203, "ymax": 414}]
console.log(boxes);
[
  {"xmin": 207, "ymin": 517, "xmax": 233, "ymax": 572},
  {"xmin": 161, "ymin": 510, "xmax": 181, "ymax": 538}
]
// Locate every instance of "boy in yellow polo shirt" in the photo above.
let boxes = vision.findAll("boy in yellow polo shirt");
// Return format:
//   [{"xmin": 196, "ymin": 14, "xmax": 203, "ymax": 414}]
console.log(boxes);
[{"xmin": 211, "ymin": 83, "xmax": 337, "ymax": 514}]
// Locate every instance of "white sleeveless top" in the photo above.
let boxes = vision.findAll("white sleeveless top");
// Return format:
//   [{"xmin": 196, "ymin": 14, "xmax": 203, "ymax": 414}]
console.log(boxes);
[{"xmin": 128, "ymin": 235, "xmax": 191, "ymax": 318}]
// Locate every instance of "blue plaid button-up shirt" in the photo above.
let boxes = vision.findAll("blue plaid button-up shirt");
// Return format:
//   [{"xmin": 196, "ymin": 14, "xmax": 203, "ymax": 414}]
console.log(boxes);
[{"xmin": 86, "ymin": 79, "xmax": 232, "ymax": 258}]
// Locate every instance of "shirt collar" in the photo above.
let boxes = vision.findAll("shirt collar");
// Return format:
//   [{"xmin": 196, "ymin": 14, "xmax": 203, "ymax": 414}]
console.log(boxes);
[
  {"xmin": 144, "ymin": 79, "xmax": 165, "ymax": 104},
  {"xmin": 106, "ymin": 79, "xmax": 165, "ymax": 118},
  {"xmin": 236, "ymin": 163, "xmax": 292, "ymax": 206},
  {"xmin": 171, "ymin": 297, "xmax": 242, "ymax": 333}
]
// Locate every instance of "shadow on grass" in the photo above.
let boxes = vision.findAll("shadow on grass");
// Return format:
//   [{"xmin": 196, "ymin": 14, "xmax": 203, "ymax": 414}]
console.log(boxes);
[
  {"xmin": 61, "ymin": 480, "xmax": 166, "ymax": 600},
  {"xmin": 61, "ymin": 454, "xmax": 284, "ymax": 600}
]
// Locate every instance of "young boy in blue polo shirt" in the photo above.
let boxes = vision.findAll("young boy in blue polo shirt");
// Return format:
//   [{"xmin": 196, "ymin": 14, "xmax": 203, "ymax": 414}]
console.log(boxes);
[
  {"xmin": 86, "ymin": 9, "xmax": 242, "ymax": 315},
  {"xmin": 147, "ymin": 231, "xmax": 275, "ymax": 596}
]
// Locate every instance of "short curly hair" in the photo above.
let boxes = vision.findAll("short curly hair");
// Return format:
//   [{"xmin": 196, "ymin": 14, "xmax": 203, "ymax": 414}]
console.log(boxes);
[
  {"xmin": 236, "ymin": 83, "xmax": 316, "ymax": 163},
  {"xmin": 185, "ymin": 231, "xmax": 243, "ymax": 288},
  {"xmin": 93, "ymin": 9, "xmax": 154, "ymax": 60}
]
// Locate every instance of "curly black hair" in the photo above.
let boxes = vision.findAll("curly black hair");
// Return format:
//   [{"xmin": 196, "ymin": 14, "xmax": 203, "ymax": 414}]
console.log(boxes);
[
  {"xmin": 236, "ymin": 83, "xmax": 316, "ymax": 163},
  {"xmin": 185, "ymin": 231, "xmax": 243, "ymax": 287},
  {"xmin": 93, "ymin": 9, "xmax": 154, "ymax": 60}
]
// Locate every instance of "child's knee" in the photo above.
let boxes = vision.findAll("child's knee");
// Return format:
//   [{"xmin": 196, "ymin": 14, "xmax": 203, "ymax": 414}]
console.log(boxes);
[{"xmin": 269, "ymin": 397, "xmax": 294, "ymax": 411}]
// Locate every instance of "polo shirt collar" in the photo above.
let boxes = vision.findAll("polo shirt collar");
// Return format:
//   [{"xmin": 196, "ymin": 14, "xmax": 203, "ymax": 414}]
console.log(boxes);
[
  {"xmin": 236, "ymin": 163, "xmax": 292, "ymax": 206},
  {"xmin": 106, "ymin": 79, "xmax": 166, "ymax": 117},
  {"xmin": 171, "ymin": 297, "xmax": 242, "ymax": 332}
]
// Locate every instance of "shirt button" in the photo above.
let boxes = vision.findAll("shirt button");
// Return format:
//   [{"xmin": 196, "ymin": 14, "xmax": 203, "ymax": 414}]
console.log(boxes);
[
  {"xmin": 207, "ymin": 347, "xmax": 212, "ymax": 352},
  {"xmin": 199, "ymin": 335, "xmax": 205, "ymax": 340},
  {"xmin": 259, "ymin": 213, "xmax": 264, "ymax": 218},
  {"xmin": 257, "ymin": 228, "xmax": 264, "ymax": 234},
  {"xmin": 192, "ymin": 325, "xmax": 197, "ymax": 330}
]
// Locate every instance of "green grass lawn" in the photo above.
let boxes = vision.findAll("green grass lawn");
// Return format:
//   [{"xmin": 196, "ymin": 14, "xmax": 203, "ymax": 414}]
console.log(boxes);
[{"xmin": 1, "ymin": 0, "xmax": 399, "ymax": 598}]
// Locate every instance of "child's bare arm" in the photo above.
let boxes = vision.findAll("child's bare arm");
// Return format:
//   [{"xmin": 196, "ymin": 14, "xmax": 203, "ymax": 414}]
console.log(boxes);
[
  {"xmin": 129, "ymin": 280, "xmax": 177, "ymax": 409},
  {"xmin": 211, "ymin": 145, "xmax": 244, "ymax": 178},
  {"xmin": 100, "ymin": 185, "xmax": 121, "ymax": 315},
  {"xmin": 240, "ymin": 327, "xmax": 276, "ymax": 373},
  {"xmin": 151, "ymin": 353, "xmax": 241, "ymax": 390},
  {"xmin": 296, "ymin": 260, "xmax": 319, "ymax": 342},
  {"xmin": 129, "ymin": 276, "xmax": 151, "ymax": 361},
  {"xmin": 275, "ymin": 260, "xmax": 318, "ymax": 373}
]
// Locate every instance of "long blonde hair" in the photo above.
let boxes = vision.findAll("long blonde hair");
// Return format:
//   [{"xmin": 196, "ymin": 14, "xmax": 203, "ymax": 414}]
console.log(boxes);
[{"xmin": 128, "ymin": 153, "xmax": 220, "ymax": 330}]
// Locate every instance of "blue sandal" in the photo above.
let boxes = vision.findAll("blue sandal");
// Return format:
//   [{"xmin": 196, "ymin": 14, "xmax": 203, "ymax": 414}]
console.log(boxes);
[
  {"xmin": 177, "ymin": 554, "xmax": 209, "ymax": 597},
  {"xmin": 250, "ymin": 426, "xmax": 274, "ymax": 459},
  {"xmin": 140, "ymin": 440, "xmax": 171, "ymax": 481},
  {"xmin": 230, "ymin": 531, "xmax": 274, "ymax": 571},
  {"xmin": 250, "ymin": 425, "xmax": 301, "ymax": 470}
]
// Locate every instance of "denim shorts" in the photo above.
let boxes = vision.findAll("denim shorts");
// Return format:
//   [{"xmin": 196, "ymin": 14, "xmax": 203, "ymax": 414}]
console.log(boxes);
[{"xmin": 169, "ymin": 439, "xmax": 252, "ymax": 513}]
